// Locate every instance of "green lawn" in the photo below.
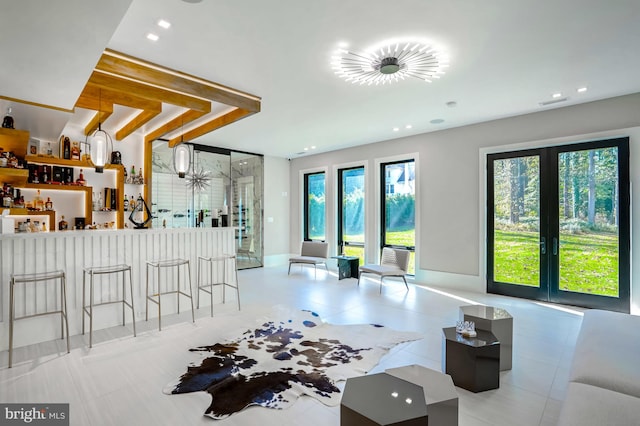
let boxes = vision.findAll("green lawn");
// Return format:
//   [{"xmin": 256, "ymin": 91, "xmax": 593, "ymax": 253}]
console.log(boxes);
[{"xmin": 494, "ymin": 229, "xmax": 619, "ymax": 296}]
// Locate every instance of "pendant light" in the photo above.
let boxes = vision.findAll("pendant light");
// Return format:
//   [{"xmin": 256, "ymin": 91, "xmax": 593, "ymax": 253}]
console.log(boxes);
[
  {"xmin": 87, "ymin": 89, "xmax": 112, "ymax": 173},
  {"xmin": 172, "ymin": 118, "xmax": 191, "ymax": 178}
]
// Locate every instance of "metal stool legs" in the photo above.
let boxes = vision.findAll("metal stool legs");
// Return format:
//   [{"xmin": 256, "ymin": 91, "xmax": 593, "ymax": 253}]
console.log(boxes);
[
  {"xmin": 82, "ymin": 265, "xmax": 136, "ymax": 348},
  {"xmin": 8, "ymin": 270, "xmax": 69, "ymax": 368},
  {"xmin": 145, "ymin": 259, "xmax": 195, "ymax": 331},
  {"xmin": 197, "ymin": 254, "xmax": 240, "ymax": 316}
]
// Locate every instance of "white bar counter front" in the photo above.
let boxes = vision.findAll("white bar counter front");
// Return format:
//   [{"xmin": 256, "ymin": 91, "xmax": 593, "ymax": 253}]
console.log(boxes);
[{"xmin": 0, "ymin": 227, "xmax": 236, "ymax": 351}]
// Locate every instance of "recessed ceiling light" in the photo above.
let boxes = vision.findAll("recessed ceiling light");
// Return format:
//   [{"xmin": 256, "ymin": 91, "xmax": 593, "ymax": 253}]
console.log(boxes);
[
  {"xmin": 430, "ymin": 119, "xmax": 444, "ymax": 124},
  {"xmin": 405, "ymin": 124, "xmax": 412, "ymax": 129},
  {"xmin": 311, "ymin": 146, "xmax": 316, "ymax": 149},
  {"xmin": 338, "ymin": 41, "xmax": 349, "ymax": 48},
  {"xmin": 146, "ymin": 33, "xmax": 159, "ymax": 41},
  {"xmin": 552, "ymin": 92, "xmax": 562, "ymax": 98},
  {"xmin": 157, "ymin": 19, "xmax": 171, "ymax": 29},
  {"xmin": 577, "ymin": 87, "xmax": 588, "ymax": 93},
  {"xmin": 393, "ymin": 127, "xmax": 400, "ymax": 132},
  {"xmin": 304, "ymin": 147, "xmax": 309, "ymax": 151}
]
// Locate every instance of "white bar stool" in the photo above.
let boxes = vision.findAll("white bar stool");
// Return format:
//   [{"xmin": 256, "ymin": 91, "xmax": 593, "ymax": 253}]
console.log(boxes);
[
  {"xmin": 9, "ymin": 270, "xmax": 70, "ymax": 368},
  {"xmin": 197, "ymin": 254, "xmax": 240, "ymax": 316},
  {"xmin": 145, "ymin": 258, "xmax": 194, "ymax": 331},
  {"xmin": 82, "ymin": 264, "xmax": 136, "ymax": 348}
]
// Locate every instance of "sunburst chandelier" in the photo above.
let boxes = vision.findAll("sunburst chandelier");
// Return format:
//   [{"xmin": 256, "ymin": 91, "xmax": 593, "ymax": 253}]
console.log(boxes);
[
  {"xmin": 331, "ymin": 38, "xmax": 449, "ymax": 85},
  {"xmin": 186, "ymin": 151, "xmax": 211, "ymax": 192}
]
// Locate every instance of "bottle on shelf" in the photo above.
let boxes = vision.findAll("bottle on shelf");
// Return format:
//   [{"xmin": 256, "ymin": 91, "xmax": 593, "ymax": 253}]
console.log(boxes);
[
  {"xmin": 123, "ymin": 194, "xmax": 129, "ymax": 211},
  {"xmin": 123, "ymin": 166, "xmax": 128, "ymax": 183},
  {"xmin": 34, "ymin": 190, "xmax": 44, "ymax": 211},
  {"xmin": 2, "ymin": 107, "xmax": 14, "ymax": 129},
  {"xmin": 129, "ymin": 195, "xmax": 136, "ymax": 211},
  {"xmin": 46, "ymin": 142, "xmax": 53, "ymax": 156},
  {"xmin": 62, "ymin": 136, "xmax": 71, "ymax": 160},
  {"xmin": 76, "ymin": 169, "xmax": 86, "ymax": 186},
  {"xmin": 58, "ymin": 215, "xmax": 68, "ymax": 231},
  {"xmin": 137, "ymin": 168, "xmax": 144, "ymax": 184},
  {"xmin": 129, "ymin": 165, "xmax": 136, "ymax": 185},
  {"xmin": 45, "ymin": 197, "xmax": 53, "ymax": 211},
  {"xmin": 25, "ymin": 218, "xmax": 32, "ymax": 233}
]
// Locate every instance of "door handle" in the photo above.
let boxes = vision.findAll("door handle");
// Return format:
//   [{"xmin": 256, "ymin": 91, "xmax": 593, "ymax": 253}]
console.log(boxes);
[
  {"xmin": 553, "ymin": 237, "xmax": 558, "ymax": 256},
  {"xmin": 540, "ymin": 237, "xmax": 546, "ymax": 255}
]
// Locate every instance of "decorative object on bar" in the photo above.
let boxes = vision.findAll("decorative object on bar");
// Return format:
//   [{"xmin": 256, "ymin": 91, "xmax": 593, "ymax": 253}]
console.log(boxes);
[{"xmin": 128, "ymin": 193, "xmax": 152, "ymax": 229}]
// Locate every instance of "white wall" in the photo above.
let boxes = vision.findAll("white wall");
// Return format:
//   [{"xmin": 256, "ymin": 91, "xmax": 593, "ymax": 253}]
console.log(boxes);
[
  {"xmin": 263, "ymin": 156, "xmax": 290, "ymax": 266},
  {"xmin": 288, "ymin": 93, "xmax": 640, "ymax": 313}
]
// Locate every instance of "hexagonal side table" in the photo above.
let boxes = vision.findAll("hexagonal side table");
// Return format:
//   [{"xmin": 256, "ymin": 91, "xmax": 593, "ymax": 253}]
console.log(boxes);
[
  {"xmin": 442, "ymin": 327, "xmax": 500, "ymax": 393},
  {"xmin": 386, "ymin": 364, "xmax": 458, "ymax": 426},
  {"xmin": 341, "ymin": 373, "xmax": 428, "ymax": 425},
  {"xmin": 459, "ymin": 305, "xmax": 513, "ymax": 371}
]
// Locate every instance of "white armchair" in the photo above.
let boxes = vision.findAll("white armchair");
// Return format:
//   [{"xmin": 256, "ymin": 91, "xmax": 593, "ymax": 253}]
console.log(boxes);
[
  {"xmin": 288, "ymin": 241, "xmax": 329, "ymax": 279},
  {"xmin": 358, "ymin": 247, "xmax": 410, "ymax": 293}
]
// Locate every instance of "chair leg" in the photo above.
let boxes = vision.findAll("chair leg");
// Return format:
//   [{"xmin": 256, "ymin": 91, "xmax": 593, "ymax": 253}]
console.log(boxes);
[
  {"xmin": 379, "ymin": 277, "xmax": 384, "ymax": 294},
  {"xmin": 357, "ymin": 273, "xmax": 362, "ymax": 286},
  {"xmin": 288, "ymin": 262, "xmax": 292, "ymax": 275},
  {"xmin": 402, "ymin": 276, "xmax": 409, "ymax": 291}
]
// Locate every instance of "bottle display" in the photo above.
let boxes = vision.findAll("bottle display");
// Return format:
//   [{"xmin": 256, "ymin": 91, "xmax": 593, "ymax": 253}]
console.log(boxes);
[
  {"xmin": 123, "ymin": 194, "xmax": 129, "ymax": 211},
  {"xmin": 45, "ymin": 197, "xmax": 53, "ymax": 211},
  {"xmin": 62, "ymin": 136, "xmax": 71, "ymax": 160}
]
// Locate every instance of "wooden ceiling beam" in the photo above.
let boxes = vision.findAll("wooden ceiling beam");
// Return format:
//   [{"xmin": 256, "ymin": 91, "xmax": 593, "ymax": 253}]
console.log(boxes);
[
  {"xmin": 88, "ymin": 71, "xmax": 212, "ymax": 113},
  {"xmin": 98, "ymin": 50, "xmax": 261, "ymax": 113},
  {"xmin": 167, "ymin": 107, "xmax": 255, "ymax": 147},
  {"xmin": 84, "ymin": 108, "xmax": 113, "ymax": 135},
  {"xmin": 144, "ymin": 109, "xmax": 208, "ymax": 144},
  {"xmin": 78, "ymin": 84, "xmax": 161, "ymax": 112},
  {"xmin": 115, "ymin": 109, "xmax": 161, "ymax": 141}
]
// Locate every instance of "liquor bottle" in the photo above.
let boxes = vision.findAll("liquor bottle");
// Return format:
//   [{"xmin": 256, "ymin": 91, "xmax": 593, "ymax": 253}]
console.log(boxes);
[
  {"xmin": 123, "ymin": 194, "xmax": 129, "ymax": 211},
  {"xmin": 62, "ymin": 136, "xmax": 71, "ymax": 160},
  {"xmin": 123, "ymin": 165, "xmax": 128, "ymax": 184},
  {"xmin": 77, "ymin": 169, "xmax": 86, "ymax": 185},
  {"xmin": 2, "ymin": 107, "xmax": 14, "ymax": 129},
  {"xmin": 45, "ymin": 197, "xmax": 53, "ymax": 211},
  {"xmin": 34, "ymin": 190, "xmax": 44, "ymax": 211},
  {"xmin": 130, "ymin": 165, "xmax": 136, "ymax": 184},
  {"xmin": 46, "ymin": 142, "xmax": 53, "ymax": 156},
  {"xmin": 25, "ymin": 218, "xmax": 32, "ymax": 232},
  {"xmin": 58, "ymin": 215, "xmax": 68, "ymax": 231},
  {"xmin": 129, "ymin": 195, "xmax": 136, "ymax": 211},
  {"xmin": 137, "ymin": 168, "xmax": 143, "ymax": 184}
]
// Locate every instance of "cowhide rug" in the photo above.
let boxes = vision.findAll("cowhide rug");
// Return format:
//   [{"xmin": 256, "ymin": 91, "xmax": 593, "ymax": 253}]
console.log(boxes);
[{"xmin": 163, "ymin": 307, "xmax": 421, "ymax": 419}]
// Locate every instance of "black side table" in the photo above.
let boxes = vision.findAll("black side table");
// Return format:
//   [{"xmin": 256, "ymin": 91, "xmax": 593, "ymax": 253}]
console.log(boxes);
[
  {"xmin": 332, "ymin": 256, "xmax": 359, "ymax": 280},
  {"xmin": 441, "ymin": 327, "xmax": 500, "ymax": 392}
]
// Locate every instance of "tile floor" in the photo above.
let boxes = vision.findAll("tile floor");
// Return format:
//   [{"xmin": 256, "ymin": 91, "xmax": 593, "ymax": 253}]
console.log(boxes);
[{"xmin": 0, "ymin": 265, "xmax": 585, "ymax": 425}]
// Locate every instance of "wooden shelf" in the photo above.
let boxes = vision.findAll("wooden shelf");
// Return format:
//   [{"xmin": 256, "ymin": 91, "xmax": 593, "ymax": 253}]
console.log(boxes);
[
  {"xmin": 0, "ymin": 128, "xmax": 29, "ymax": 158},
  {"xmin": 6, "ymin": 209, "xmax": 56, "ymax": 232},
  {"xmin": 20, "ymin": 184, "xmax": 92, "ymax": 224},
  {"xmin": 0, "ymin": 167, "xmax": 29, "ymax": 186},
  {"xmin": 25, "ymin": 155, "xmax": 124, "ymax": 171}
]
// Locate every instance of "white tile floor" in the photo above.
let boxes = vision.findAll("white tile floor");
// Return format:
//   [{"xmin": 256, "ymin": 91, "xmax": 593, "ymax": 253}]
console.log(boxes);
[{"xmin": 0, "ymin": 265, "xmax": 584, "ymax": 425}]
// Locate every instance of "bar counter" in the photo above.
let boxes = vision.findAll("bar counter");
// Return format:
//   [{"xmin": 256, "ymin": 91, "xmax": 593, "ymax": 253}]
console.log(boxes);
[{"xmin": 0, "ymin": 227, "xmax": 236, "ymax": 352}]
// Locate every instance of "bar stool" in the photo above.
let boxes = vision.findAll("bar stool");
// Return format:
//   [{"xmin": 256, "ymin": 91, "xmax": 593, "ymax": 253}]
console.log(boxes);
[
  {"xmin": 197, "ymin": 254, "xmax": 240, "ymax": 316},
  {"xmin": 145, "ymin": 258, "xmax": 195, "ymax": 331},
  {"xmin": 9, "ymin": 270, "xmax": 69, "ymax": 368},
  {"xmin": 82, "ymin": 264, "xmax": 136, "ymax": 348}
]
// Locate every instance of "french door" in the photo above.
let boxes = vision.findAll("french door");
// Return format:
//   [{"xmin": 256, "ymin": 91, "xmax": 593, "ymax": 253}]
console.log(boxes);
[{"xmin": 487, "ymin": 138, "xmax": 630, "ymax": 312}]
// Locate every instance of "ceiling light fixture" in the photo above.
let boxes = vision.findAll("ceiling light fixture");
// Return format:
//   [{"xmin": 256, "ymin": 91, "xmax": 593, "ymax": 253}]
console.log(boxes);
[
  {"xmin": 173, "ymin": 118, "xmax": 192, "ymax": 178},
  {"xmin": 393, "ymin": 127, "xmax": 400, "ymax": 132},
  {"xmin": 405, "ymin": 124, "xmax": 412, "ymax": 129},
  {"xmin": 86, "ymin": 89, "xmax": 112, "ymax": 173},
  {"xmin": 146, "ymin": 33, "xmax": 159, "ymax": 41},
  {"xmin": 331, "ymin": 38, "xmax": 449, "ymax": 85},
  {"xmin": 577, "ymin": 87, "xmax": 588, "ymax": 93},
  {"xmin": 552, "ymin": 92, "xmax": 562, "ymax": 98},
  {"xmin": 157, "ymin": 19, "xmax": 171, "ymax": 29}
]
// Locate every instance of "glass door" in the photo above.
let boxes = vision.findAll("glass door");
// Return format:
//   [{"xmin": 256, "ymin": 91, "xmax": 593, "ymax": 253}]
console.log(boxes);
[{"xmin": 488, "ymin": 138, "xmax": 630, "ymax": 312}]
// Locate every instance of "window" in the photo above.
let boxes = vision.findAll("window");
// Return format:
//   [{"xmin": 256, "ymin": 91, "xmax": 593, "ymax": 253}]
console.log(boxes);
[
  {"xmin": 304, "ymin": 172, "xmax": 326, "ymax": 241},
  {"xmin": 338, "ymin": 166, "xmax": 365, "ymax": 263},
  {"xmin": 381, "ymin": 160, "xmax": 415, "ymax": 274}
]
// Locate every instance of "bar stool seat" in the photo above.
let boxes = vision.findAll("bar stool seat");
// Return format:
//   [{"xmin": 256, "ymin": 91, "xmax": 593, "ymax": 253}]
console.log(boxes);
[
  {"xmin": 145, "ymin": 258, "xmax": 194, "ymax": 331},
  {"xmin": 9, "ymin": 270, "xmax": 69, "ymax": 368},
  {"xmin": 197, "ymin": 254, "xmax": 240, "ymax": 316},
  {"xmin": 82, "ymin": 264, "xmax": 136, "ymax": 348}
]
